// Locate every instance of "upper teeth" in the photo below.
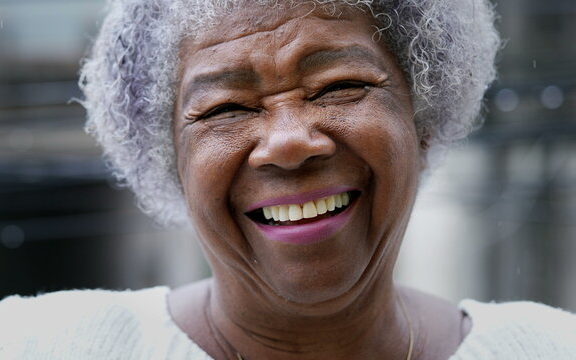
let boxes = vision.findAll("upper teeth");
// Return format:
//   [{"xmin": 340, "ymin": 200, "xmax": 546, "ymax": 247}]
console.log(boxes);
[{"xmin": 261, "ymin": 192, "xmax": 350, "ymax": 222}]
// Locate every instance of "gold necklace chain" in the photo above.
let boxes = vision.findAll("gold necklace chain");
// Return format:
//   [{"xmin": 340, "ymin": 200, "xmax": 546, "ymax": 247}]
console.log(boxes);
[{"xmin": 236, "ymin": 294, "xmax": 414, "ymax": 360}]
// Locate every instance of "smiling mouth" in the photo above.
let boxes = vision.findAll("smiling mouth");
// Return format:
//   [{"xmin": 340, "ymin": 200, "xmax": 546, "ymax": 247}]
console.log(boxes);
[{"xmin": 246, "ymin": 191, "xmax": 360, "ymax": 226}]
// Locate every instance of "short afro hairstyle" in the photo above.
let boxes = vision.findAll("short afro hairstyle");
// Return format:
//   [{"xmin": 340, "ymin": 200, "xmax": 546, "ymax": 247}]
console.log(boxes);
[{"xmin": 80, "ymin": 0, "xmax": 500, "ymax": 226}]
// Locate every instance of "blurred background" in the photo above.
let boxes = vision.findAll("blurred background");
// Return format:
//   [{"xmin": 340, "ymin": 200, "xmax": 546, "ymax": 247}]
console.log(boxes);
[{"xmin": 0, "ymin": 0, "xmax": 574, "ymax": 311}]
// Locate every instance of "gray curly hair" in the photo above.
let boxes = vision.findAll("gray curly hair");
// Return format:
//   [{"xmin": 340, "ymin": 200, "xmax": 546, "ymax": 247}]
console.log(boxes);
[{"xmin": 80, "ymin": 0, "xmax": 500, "ymax": 226}]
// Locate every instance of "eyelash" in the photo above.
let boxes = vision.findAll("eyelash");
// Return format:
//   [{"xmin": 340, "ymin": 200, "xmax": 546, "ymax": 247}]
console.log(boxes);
[
  {"xmin": 198, "ymin": 103, "xmax": 258, "ymax": 120},
  {"xmin": 310, "ymin": 80, "xmax": 370, "ymax": 100},
  {"xmin": 196, "ymin": 80, "xmax": 371, "ymax": 120}
]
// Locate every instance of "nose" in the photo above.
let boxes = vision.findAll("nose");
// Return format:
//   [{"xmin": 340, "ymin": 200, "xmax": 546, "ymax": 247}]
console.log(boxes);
[{"xmin": 248, "ymin": 111, "xmax": 336, "ymax": 170}]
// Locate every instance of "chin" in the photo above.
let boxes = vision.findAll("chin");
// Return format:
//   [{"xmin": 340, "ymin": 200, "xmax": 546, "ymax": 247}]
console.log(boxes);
[
  {"xmin": 263, "ymin": 242, "xmax": 372, "ymax": 307},
  {"xmin": 274, "ymin": 277, "xmax": 363, "ymax": 308}
]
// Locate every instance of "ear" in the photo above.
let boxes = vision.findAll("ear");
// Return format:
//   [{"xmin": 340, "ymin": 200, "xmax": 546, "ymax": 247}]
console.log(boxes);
[
  {"xmin": 418, "ymin": 133, "xmax": 431, "ymax": 172},
  {"xmin": 419, "ymin": 137, "xmax": 430, "ymax": 152},
  {"xmin": 415, "ymin": 124, "xmax": 431, "ymax": 152}
]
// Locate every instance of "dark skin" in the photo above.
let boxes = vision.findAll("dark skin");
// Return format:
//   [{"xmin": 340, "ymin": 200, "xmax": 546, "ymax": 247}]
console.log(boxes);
[{"xmin": 169, "ymin": 4, "xmax": 471, "ymax": 360}]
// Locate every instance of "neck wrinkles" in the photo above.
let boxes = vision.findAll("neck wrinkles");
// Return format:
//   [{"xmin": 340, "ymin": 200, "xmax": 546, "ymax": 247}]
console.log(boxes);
[{"xmin": 208, "ymin": 271, "xmax": 411, "ymax": 360}]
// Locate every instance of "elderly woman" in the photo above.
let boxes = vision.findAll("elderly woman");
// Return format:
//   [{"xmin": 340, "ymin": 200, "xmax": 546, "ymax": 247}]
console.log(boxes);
[{"xmin": 2, "ymin": 0, "xmax": 576, "ymax": 359}]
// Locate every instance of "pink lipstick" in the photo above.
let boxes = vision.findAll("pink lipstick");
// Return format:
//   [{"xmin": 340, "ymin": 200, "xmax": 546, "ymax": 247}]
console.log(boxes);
[
  {"xmin": 254, "ymin": 205, "xmax": 354, "ymax": 245},
  {"xmin": 247, "ymin": 187, "xmax": 359, "ymax": 245}
]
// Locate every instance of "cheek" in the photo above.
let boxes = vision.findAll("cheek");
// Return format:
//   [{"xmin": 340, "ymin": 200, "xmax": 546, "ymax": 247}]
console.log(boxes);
[
  {"xmin": 333, "ymin": 93, "xmax": 419, "ymax": 225},
  {"xmin": 337, "ymin": 91, "xmax": 419, "ymax": 172},
  {"xmin": 175, "ymin": 126, "xmax": 252, "ymax": 225},
  {"xmin": 174, "ymin": 125, "xmax": 261, "ymax": 264}
]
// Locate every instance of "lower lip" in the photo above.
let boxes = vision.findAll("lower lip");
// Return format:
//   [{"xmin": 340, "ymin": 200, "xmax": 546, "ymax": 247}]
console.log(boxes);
[{"xmin": 254, "ymin": 203, "xmax": 355, "ymax": 245}]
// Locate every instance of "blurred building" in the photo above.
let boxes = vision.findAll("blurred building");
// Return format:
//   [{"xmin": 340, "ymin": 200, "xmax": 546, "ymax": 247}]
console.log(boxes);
[
  {"xmin": 0, "ymin": 0, "xmax": 574, "ymax": 311},
  {"xmin": 0, "ymin": 0, "xmax": 210, "ymax": 298},
  {"xmin": 397, "ymin": 0, "xmax": 576, "ymax": 311}
]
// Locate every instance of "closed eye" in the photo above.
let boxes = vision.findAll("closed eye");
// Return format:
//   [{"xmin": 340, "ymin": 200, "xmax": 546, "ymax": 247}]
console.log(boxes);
[
  {"xmin": 310, "ymin": 81, "xmax": 370, "ymax": 101},
  {"xmin": 199, "ymin": 103, "xmax": 249, "ymax": 119},
  {"xmin": 198, "ymin": 103, "xmax": 256, "ymax": 120}
]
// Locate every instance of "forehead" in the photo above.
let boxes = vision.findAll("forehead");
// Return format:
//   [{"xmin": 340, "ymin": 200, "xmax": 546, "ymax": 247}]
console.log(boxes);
[
  {"xmin": 178, "ymin": 4, "xmax": 384, "ymax": 75},
  {"xmin": 188, "ymin": 4, "xmax": 372, "ymax": 46}
]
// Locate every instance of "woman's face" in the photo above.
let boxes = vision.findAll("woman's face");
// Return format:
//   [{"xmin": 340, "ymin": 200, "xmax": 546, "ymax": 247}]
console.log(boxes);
[{"xmin": 174, "ymin": 4, "xmax": 421, "ymax": 304}]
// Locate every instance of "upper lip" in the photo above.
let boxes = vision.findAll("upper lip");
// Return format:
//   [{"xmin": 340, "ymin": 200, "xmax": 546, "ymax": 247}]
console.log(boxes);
[{"xmin": 245, "ymin": 185, "xmax": 358, "ymax": 213}]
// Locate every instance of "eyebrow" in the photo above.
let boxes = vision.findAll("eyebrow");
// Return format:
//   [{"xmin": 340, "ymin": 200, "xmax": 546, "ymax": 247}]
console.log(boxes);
[
  {"xmin": 181, "ymin": 46, "xmax": 384, "ymax": 104},
  {"xmin": 298, "ymin": 46, "xmax": 384, "ymax": 73},
  {"xmin": 181, "ymin": 69, "xmax": 260, "ymax": 104}
]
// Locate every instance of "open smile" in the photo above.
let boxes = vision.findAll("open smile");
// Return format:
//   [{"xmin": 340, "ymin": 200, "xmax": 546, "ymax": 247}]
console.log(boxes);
[
  {"xmin": 245, "ymin": 190, "xmax": 361, "ymax": 245},
  {"xmin": 247, "ymin": 191, "xmax": 360, "ymax": 225}
]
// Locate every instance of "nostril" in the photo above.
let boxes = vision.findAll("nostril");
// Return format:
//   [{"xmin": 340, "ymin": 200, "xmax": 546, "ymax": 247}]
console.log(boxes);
[{"xmin": 248, "ymin": 130, "xmax": 336, "ymax": 170}]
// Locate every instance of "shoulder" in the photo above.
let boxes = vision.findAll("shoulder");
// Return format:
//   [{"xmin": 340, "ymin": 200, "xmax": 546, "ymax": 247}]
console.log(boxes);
[
  {"xmin": 0, "ymin": 287, "xmax": 171, "ymax": 333},
  {"xmin": 0, "ymin": 287, "xmax": 186, "ymax": 359},
  {"xmin": 460, "ymin": 300, "xmax": 576, "ymax": 339},
  {"xmin": 451, "ymin": 300, "xmax": 576, "ymax": 359}
]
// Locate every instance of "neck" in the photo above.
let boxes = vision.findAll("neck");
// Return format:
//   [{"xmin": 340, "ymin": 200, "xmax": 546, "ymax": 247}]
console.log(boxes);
[{"xmin": 208, "ymin": 270, "xmax": 412, "ymax": 360}]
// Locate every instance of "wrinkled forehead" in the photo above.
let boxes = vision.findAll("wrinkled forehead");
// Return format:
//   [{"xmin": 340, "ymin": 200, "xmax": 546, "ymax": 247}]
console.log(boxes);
[{"xmin": 179, "ymin": 2, "xmax": 375, "ymax": 55}]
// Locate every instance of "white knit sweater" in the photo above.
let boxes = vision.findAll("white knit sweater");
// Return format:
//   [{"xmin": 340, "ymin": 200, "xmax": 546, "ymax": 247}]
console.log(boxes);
[{"xmin": 1, "ymin": 287, "xmax": 575, "ymax": 359}]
